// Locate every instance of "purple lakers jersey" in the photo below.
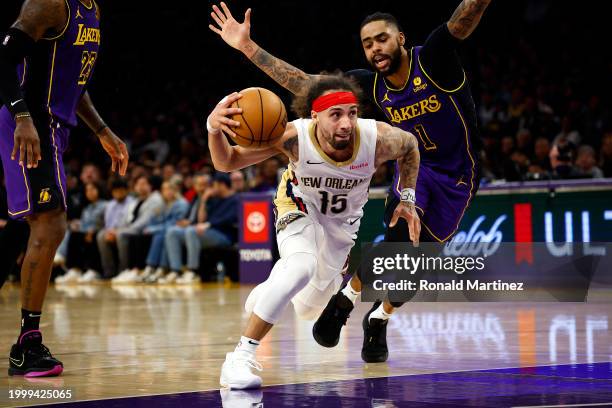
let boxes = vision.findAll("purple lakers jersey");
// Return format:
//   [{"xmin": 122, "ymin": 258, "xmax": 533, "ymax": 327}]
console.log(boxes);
[
  {"xmin": 18, "ymin": 0, "xmax": 100, "ymax": 127},
  {"xmin": 371, "ymin": 47, "xmax": 479, "ymax": 199}
]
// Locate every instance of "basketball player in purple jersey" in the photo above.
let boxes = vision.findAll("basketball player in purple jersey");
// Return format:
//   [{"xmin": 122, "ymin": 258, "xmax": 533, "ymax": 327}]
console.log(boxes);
[
  {"xmin": 0, "ymin": 0, "xmax": 128, "ymax": 377},
  {"xmin": 210, "ymin": 0, "xmax": 491, "ymax": 362}
]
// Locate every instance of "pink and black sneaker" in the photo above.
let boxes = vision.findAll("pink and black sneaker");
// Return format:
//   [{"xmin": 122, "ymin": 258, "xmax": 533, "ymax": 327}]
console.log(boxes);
[{"xmin": 8, "ymin": 330, "xmax": 63, "ymax": 377}]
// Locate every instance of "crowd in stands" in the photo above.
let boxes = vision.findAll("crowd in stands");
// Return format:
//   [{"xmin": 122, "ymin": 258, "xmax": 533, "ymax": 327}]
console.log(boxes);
[{"xmin": 0, "ymin": 1, "xmax": 609, "ymax": 283}]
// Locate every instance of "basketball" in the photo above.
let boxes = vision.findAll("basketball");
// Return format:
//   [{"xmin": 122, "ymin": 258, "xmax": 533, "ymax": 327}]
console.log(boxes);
[{"xmin": 228, "ymin": 87, "xmax": 288, "ymax": 148}]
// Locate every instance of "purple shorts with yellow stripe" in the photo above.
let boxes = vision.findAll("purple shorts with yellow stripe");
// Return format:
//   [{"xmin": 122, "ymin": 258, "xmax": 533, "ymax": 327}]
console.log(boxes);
[
  {"xmin": 0, "ymin": 107, "xmax": 69, "ymax": 219},
  {"xmin": 387, "ymin": 164, "xmax": 479, "ymax": 243}
]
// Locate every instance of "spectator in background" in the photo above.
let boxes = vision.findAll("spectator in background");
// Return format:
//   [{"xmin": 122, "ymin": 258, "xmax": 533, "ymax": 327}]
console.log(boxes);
[
  {"xmin": 96, "ymin": 179, "xmax": 135, "ymax": 279},
  {"xmin": 532, "ymin": 137, "xmax": 552, "ymax": 171},
  {"xmin": 231, "ymin": 170, "xmax": 247, "ymax": 192},
  {"xmin": 600, "ymin": 131, "xmax": 612, "ymax": 178},
  {"xmin": 250, "ymin": 158, "xmax": 280, "ymax": 192},
  {"xmin": 161, "ymin": 173, "xmax": 210, "ymax": 283},
  {"xmin": 56, "ymin": 182, "xmax": 108, "ymax": 283},
  {"xmin": 575, "ymin": 145, "xmax": 604, "ymax": 179},
  {"xmin": 550, "ymin": 138, "xmax": 581, "ymax": 179},
  {"xmin": 110, "ymin": 175, "xmax": 164, "ymax": 282},
  {"xmin": 164, "ymin": 173, "xmax": 238, "ymax": 285},
  {"xmin": 554, "ymin": 116, "xmax": 581, "ymax": 147},
  {"xmin": 140, "ymin": 181, "xmax": 189, "ymax": 282}
]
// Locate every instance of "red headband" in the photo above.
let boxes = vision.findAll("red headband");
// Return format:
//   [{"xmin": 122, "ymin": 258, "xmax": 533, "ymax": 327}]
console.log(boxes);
[{"xmin": 312, "ymin": 91, "xmax": 358, "ymax": 112}]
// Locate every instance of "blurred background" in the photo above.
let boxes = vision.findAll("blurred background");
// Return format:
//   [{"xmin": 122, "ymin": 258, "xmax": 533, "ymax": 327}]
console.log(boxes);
[{"xmin": 1, "ymin": 0, "xmax": 611, "ymax": 283}]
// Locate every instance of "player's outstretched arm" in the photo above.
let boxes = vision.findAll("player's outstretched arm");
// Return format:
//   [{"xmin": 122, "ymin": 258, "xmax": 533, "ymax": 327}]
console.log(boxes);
[
  {"xmin": 0, "ymin": 0, "xmax": 67, "ymax": 169},
  {"xmin": 208, "ymin": 2, "xmax": 318, "ymax": 95},
  {"xmin": 77, "ymin": 91, "xmax": 129, "ymax": 176},
  {"xmin": 447, "ymin": 0, "xmax": 492, "ymax": 40},
  {"xmin": 207, "ymin": 92, "xmax": 293, "ymax": 172},
  {"xmin": 375, "ymin": 122, "xmax": 421, "ymax": 245}
]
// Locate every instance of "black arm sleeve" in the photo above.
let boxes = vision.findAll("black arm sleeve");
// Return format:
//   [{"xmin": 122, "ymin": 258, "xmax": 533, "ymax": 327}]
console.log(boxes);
[
  {"xmin": 419, "ymin": 24, "xmax": 465, "ymax": 91},
  {"xmin": 0, "ymin": 28, "xmax": 35, "ymax": 116}
]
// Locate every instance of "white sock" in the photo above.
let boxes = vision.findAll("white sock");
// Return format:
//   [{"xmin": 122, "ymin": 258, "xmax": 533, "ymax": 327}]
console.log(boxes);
[
  {"xmin": 235, "ymin": 336, "xmax": 259, "ymax": 356},
  {"xmin": 341, "ymin": 282, "xmax": 360, "ymax": 305},
  {"xmin": 369, "ymin": 303, "xmax": 392, "ymax": 322}
]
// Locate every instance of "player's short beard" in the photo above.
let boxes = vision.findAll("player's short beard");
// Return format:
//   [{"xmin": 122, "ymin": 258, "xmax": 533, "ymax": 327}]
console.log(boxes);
[
  {"xmin": 371, "ymin": 42, "xmax": 403, "ymax": 76},
  {"xmin": 331, "ymin": 135, "xmax": 351, "ymax": 150}
]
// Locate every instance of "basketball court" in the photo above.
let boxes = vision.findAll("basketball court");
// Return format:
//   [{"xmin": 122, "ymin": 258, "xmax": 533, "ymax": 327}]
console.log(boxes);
[{"xmin": 1, "ymin": 283, "xmax": 611, "ymax": 407}]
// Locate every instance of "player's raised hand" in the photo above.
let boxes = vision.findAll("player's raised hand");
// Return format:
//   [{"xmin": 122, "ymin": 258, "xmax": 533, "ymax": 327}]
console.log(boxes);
[
  {"xmin": 97, "ymin": 127, "xmax": 129, "ymax": 176},
  {"xmin": 207, "ymin": 92, "xmax": 243, "ymax": 138},
  {"xmin": 209, "ymin": 2, "xmax": 254, "ymax": 55},
  {"xmin": 389, "ymin": 202, "xmax": 421, "ymax": 247}
]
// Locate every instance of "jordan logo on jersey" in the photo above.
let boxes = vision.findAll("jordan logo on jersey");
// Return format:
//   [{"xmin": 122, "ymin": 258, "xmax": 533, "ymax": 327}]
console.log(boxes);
[
  {"xmin": 75, "ymin": 7, "xmax": 84, "ymax": 19},
  {"xmin": 381, "ymin": 91, "xmax": 392, "ymax": 103}
]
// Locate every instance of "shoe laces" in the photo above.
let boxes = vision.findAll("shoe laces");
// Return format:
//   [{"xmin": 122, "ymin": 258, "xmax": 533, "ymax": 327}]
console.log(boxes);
[{"xmin": 233, "ymin": 354, "xmax": 263, "ymax": 372}]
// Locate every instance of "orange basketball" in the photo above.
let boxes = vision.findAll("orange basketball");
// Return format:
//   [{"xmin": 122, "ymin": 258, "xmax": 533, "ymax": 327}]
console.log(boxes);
[{"xmin": 229, "ymin": 87, "xmax": 288, "ymax": 148}]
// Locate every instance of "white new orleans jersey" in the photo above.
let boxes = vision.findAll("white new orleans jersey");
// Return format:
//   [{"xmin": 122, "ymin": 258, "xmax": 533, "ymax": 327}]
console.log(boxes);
[{"xmin": 273, "ymin": 118, "xmax": 378, "ymax": 223}]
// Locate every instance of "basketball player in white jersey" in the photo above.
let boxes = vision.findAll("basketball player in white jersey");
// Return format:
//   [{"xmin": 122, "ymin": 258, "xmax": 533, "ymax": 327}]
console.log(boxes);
[{"xmin": 207, "ymin": 74, "xmax": 420, "ymax": 389}]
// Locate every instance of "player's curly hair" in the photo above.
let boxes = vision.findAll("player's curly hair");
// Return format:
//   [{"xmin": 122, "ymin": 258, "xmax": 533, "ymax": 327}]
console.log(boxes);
[{"xmin": 291, "ymin": 72, "xmax": 362, "ymax": 118}]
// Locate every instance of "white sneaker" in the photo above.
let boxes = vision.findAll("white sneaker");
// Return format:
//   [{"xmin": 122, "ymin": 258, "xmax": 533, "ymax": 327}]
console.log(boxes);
[
  {"xmin": 111, "ymin": 269, "xmax": 133, "ymax": 283},
  {"xmin": 112, "ymin": 268, "xmax": 141, "ymax": 284},
  {"xmin": 219, "ymin": 388, "xmax": 263, "ymax": 407},
  {"xmin": 140, "ymin": 266, "xmax": 154, "ymax": 280},
  {"xmin": 175, "ymin": 270, "xmax": 201, "ymax": 285},
  {"xmin": 55, "ymin": 268, "xmax": 82, "ymax": 284},
  {"xmin": 157, "ymin": 271, "xmax": 178, "ymax": 284},
  {"xmin": 145, "ymin": 267, "xmax": 165, "ymax": 283},
  {"xmin": 220, "ymin": 352, "xmax": 263, "ymax": 390},
  {"xmin": 78, "ymin": 269, "xmax": 101, "ymax": 283}
]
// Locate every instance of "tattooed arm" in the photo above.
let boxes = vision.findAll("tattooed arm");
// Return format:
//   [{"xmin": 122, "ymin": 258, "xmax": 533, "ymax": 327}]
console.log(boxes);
[
  {"xmin": 375, "ymin": 122, "xmax": 420, "ymax": 190},
  {"xmin": 375, "ymin": 122, "xmax": 421, "ymax": 244},
  {"xmin": 209, "ymin": 2, "xmax": 318, "ymax": 95},
  {"xmin": 446, "ymin": 0, "xmax": 492, "ymax": 40},
  {"xmin": 207, "ymin": 92, "xmax": 296, "ymax": 172}
]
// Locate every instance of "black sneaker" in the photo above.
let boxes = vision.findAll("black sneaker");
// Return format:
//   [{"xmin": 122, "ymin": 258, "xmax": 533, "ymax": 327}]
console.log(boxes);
[
  {"xmin": 312, "ymin": 291, "xmax": 354, "ymax": 347},
  {"xmin": 8, "ymin": 330, "xmax": 63, "ymax": 377},
  {"xmin": 361, "ymin": 301, "xmax": 389, "ymax": 363}
]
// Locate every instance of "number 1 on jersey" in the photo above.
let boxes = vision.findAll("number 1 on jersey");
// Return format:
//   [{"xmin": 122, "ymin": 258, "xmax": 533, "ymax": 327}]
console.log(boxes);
[
  {"xmin": 319, "ymin": 191, "xmax": 347, "ymax": 215},
  {"xmin": 413, "ymin": 124, "xmax": 437, "ymax": 151}
]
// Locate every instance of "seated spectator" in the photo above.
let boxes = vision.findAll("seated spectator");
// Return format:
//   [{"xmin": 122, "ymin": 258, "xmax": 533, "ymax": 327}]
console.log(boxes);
[
  {"xmin": 575, "ymin": 145, "xmax": 604, "ymax": 179},
  {"xmin": 96, "ymin": 179, "xmax": 136, "ymax": 279},
  {"xmin": 532, "ymin": 137, "xmax": 551, "ymax": 171},
  {"xmin": 164, "ymin": 172, "xmax": 238, "ymax": 284},
  {"xmin": 231, "ymin": 170, "xmax": 247, "ymax": 192},
  {"xmin": 107, "ymin": 175, "xmax": 164, "ymax": 282},
  {"xmin": 140, "ymin": 181, "xmax": 189, "ymax": 281},
  {"xmin": 250, "ymin": 158, "xmax": 280, "ymax": 192},
  {"xmin": 56, "ymin": 182, "xmax": 108, "ymax": 283},
  {"xmin": 549, "ymin": 138, "xmax": 582, "ymax": 179},
  {"xmin": 600, "ymin": 131, "xmax": 612, "ymax": 178}
]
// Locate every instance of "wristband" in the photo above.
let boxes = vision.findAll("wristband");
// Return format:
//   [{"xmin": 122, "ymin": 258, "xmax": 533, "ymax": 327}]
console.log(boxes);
[
  {"xmin": 95, "ymin": 124, "xmax": 108, "ymax": 135},
  {"xmin": 400, "ymin": 188, "xmax": 416, "ymax": 204},
  {"xmin": 206, "ymin": 116, "xmax": 220, "ymax": 134},
  {"xmin": 14, "ymin": 112, "xmax": 31, "ymax": 121}
]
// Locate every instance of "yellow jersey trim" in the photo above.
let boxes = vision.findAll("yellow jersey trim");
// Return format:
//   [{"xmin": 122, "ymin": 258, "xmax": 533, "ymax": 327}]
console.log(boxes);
[
  {"xmin": 417, "ymin": 55, "xmax": 466, "ymax": 93},
  {"xmin": 381, "ymin": 47, "xmax": 414, "ymax": 92},
  {"xmin": 308, "ymin": 121, "xmax": 361, "ymax": 167},
  {"xmin": 7, "ymin": 164, "xmax": 32, "ymax": 217},
  {"xmin": 42, "ymin": 0, "xmax": 71, "ymax": 41},
  {"xmin": 79, "ymin": 0, "xmax": 94, "ymax": 10}
]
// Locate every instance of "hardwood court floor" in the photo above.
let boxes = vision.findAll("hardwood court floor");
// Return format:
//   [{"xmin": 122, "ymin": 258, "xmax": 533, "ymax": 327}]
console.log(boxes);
[{"xmin": 0, "ymin": 283, "xmax": 611, "ymax": 407}]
